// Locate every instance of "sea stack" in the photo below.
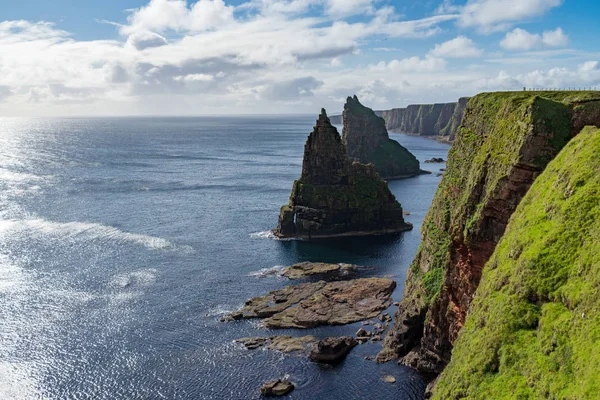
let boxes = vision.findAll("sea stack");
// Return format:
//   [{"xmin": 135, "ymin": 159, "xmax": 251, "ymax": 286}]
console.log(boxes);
[
  {"xmin": 274, "ymin": 109, "xmax": 411, "ymax": 239},
  {"xmin": 342, "ymin": 96, "xmax": 421, "ymax": 179}
]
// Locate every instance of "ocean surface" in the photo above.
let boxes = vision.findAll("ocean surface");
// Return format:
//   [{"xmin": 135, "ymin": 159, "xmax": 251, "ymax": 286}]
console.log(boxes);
[{"xmin": 0, "ymin": 116, "xmax": 449, "ymax": 400}]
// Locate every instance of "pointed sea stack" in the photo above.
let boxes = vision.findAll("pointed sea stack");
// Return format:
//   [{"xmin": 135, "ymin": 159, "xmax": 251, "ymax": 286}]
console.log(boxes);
[
  {"xmin": 274, "ymin": 109, "xmax": 412, "ymax": 239},
  {"xmin": 342, "ymin": 96, "xmax": 421, "ymax": 179}
]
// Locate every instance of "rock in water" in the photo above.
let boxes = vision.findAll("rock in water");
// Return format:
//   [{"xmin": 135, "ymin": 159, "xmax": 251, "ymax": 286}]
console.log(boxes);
[
  {"xmin": 260, "ymin": 379, "xmax": 295, "ymax": 396},
  {"xmin": 381, "ymin": 375, "xmax": 396, "ymax": 384},
  {"xmin": 342, "ymin": 95, "xmax": 421, "ymax": 179},
  {"xmin": 309, "ymin": 336, "xmax": 358, "ymax": 363},
  {"xmin": 280, "ymin": 261, "xmax": 358, "ymax": 279},
  {"xmin": 235, "ymin": 336, "xmax": 316, "ymax": 354},
  {"xmin": 227, "ymin": 277, "xmax": 396, "ymax": 329},
  {"xmin": 273, "ymin": 108, "xmax": 411, "ymax": 239}
]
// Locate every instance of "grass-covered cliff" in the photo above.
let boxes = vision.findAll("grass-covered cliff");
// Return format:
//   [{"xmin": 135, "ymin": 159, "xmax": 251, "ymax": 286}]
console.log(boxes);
[
  {"xmin": 380, "ymin": 91, "xmax": 600, "ymax": 374},
  {"xmin": 342, "ymin": 96, "xmax": 421, "ymax": 179},
  {"xmin": 274, "ymin": 109, "xmax": 411, "ymax": 239},
  {"xmin": 433, "ymin": 126, "xmax": 600, "ymax": 399},
  {"xmin": 380, "ymin": 98, "xmax": 468, "ymax": 141}
]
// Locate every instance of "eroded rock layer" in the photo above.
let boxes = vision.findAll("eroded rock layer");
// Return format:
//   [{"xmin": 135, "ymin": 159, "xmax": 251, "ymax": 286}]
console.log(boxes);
[
  {"xmin": 433, "ymin": 126, "xmax": 600, "ymax": 399},
  {"xmin": 274, "ymin": 109, "xmax": 411, "ymax": 239},
  {"xmin": 229, "ymin": 277, "xmax": 396, "ymax": 329},
  {"xmin": 342, "ymin": 95, "xmax": 420, "ymax": 179},
  {"xmin": 379, "ymin": 91, "xmax": 600, "ymax": 376},
  {"xmin": 380, "ymin": 97, "xmax": 469, "ymax": 141}
]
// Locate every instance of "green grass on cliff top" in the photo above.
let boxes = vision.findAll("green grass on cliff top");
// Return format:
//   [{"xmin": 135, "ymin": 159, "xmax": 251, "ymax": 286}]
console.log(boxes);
[
  {"xmin": 408, "ymin": 91, "xmax": 598, "ymax": 302},
  {"xmin": 433, "ymin": 126, "xmax": 600, "ymax": 399}
]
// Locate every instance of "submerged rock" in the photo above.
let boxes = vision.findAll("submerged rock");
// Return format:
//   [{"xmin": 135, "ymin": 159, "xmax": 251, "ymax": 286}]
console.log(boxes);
[
  {"xmin": 273, "ymin": 109, "xmax": 411, "ymax": 239},
  {"xmin": 227, "ymin": 277, "xmax": 396, "ymax": 329},
  {"xmin": 309, "ymin": 336, "xmax": 357, "ymax": 364},
  {"xmin": 424, "ymin": 157, "xmax": 445, "ymax": 163},
  {"xmin": 236, "ymin": 336, "xmax": 316, "ymax": 354},
  {"xmin": 342, "ymin": 95, "xmax": 421, "ymax": 179},
  {"xmin": 260, "ymin": 379, "xmax": 295, "ymax": 396},
  {"xmin": 280, "ymin": 261, "xmax": 358, "ymax": 279}
]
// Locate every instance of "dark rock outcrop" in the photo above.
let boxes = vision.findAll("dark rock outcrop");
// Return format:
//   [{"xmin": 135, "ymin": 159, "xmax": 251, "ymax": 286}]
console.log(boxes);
[
  {"xmin": 227, "ymin": 277, "xmax": 396, "ymax": 328},
  {"xmin": 274, "ymin": 109, "xmax": 411, "ymax": 239},
  {"xmin": 260, "ymin": 380, "xmax": 295, "ymax": 396},
  {"xmin": 309, "ymin": 336, "xmax": 358, "ymax": 363},
  {"xmin": 379, "ymin": 91, "xmax": 600, "ymax": 378},
  {"xmin": 342, "ymin": 95, "xmax": 421, "ymax": 179}
]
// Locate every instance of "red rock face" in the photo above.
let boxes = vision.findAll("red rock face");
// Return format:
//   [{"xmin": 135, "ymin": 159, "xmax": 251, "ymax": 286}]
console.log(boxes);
[{"xmin": 380, "ymin": 93, "xmax": 600, "ymax": 377}]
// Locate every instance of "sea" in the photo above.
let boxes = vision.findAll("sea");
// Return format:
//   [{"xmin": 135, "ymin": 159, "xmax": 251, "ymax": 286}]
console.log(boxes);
[{"xmin": 0, "ymin": 116, "xmax": 450, "ymax": 399}]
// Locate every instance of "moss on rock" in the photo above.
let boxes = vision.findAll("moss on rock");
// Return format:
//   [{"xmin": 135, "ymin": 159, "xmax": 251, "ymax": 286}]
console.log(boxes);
[{"xmin": 433, "ymin": 126, "xmax": 600, "ymax": 399}]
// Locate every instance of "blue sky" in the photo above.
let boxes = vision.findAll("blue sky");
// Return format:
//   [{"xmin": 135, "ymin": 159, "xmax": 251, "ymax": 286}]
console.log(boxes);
[{"xmin": 0, "ymin": 0, "xmax": 598, "ymax": 116}]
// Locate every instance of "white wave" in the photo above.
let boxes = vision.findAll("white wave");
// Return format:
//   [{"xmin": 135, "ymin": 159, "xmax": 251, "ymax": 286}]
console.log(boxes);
[
  {"xmin": 205, "ymin": 304, "xmax": 237, "ymax": 317},
  {"xmin": 0, "ymin": 218, "xmax": 184, "ymax": 250},
  {"xmin": 249, "ymin": 230, "xmax": 277, "ymax": 239},
  {"xmin": 0, "ymin": 168, "xmax": 48, "ymax": 183},
  {"xmin": 248, "ymin": 265, "xmax": 285, "ymax": 278},
  {"xmin": 110, "ymin": 269, "xmax": 158, "ymax": 289}
]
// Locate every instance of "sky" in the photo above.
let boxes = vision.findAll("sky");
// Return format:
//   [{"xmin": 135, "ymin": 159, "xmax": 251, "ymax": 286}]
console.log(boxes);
[{"xmin": 0, "ymin": 0, "xmax": 599, "ymax": 116}]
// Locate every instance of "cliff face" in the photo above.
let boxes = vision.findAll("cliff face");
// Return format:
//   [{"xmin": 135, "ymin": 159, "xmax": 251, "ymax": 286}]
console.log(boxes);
[
  {"xmin": 379, "ymin": 91, "xmax": 600, "ymax": 376},
  {"xmin": 342, "ymin": 96, "xmax": 421, "ymax": 179},
  {"xmin": 380, "ymin": 97, "xmax": 468, "ymax": 141},
  {"xmin": 434, "ymin": 126, "xmax": 600, "ymax": 399},
  {"xmin": 274, "ymin": 109, "xmax": 412, "ymax": 239}
]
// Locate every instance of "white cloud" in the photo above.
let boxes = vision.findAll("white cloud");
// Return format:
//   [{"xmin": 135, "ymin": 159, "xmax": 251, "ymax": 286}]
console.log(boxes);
[
  {"xmin": 500, "ymin": 27, "xmax": 568, "ymax": 50},
  {"xmin": 325, "ymin": 0, "xmax": 373, "ymax": 17},
  {"xmin": 0, "ymin": 0, "xmax": 595, "ymax": 116},
  {"xmin": 370, "ymin": 56, "xmax": 447, "ymax": 73},
  {"xmin": 430, "ymin": 36, "xmax": 483, "ymax": 58},
  {"xmin": 122, "ymin": 0, "xmax": 235, "ymax": 35},
  {"xmin": 453, "ymin": 0, "xmax": 563, "ymax": 32},
  {"xmin": 173, "ymin": 73, "xmax": 215, "ymax": 81}
]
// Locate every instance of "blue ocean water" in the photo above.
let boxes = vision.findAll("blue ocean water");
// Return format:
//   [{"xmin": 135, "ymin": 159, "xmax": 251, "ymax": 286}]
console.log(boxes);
[{"xmin": 0, "ymin": 116, "xmax": 449, "ymax": 399}]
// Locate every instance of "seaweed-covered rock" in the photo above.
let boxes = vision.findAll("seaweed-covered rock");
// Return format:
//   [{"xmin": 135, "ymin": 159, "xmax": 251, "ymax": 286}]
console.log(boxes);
[
  {"xmin": 273, "ymin": 109, "xmax": 411, "ymax": 239},
  {"xmin": 227, "ymin": 277, "xmax": 396, "ymax": 329},
  {"xmin": 342, "ymin": 95, "xmax": 421, "ymax": 179}
]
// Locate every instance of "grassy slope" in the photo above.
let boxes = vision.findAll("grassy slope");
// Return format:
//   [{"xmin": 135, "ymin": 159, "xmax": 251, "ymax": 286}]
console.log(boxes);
[
  {"xmin": 433, "ymin": 126, "xmax": 600, "ymax": 399},
  {"xmin": 408, "ymin": 91, "xmax": 600, "ymax": 304}
]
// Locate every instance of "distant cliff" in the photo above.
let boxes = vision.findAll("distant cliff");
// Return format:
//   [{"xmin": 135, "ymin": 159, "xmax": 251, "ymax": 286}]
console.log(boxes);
[
  {"xmin": 342, "ymin": 96, "xmax": 421, "ymax": 179},
  {"xmin": 274, "ymin": 109, "xmax": 411, "ymax": 239},
  {"xmin": 378, "ymin": 91, "xmax": 600, "ymax": 382},
  {"xmin": 329, "ymin": 98, "xmax": 468, "ymax": 141},
  {"xmin": 434, "ymin": 126, "xmax": 600, "ymax": 399}
]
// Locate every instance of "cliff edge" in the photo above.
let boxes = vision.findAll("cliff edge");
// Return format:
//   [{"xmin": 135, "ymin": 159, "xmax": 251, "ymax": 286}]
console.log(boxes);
[
  {"xmin": 274, "ymin": 109, "xmax": 412, "ymax": 239},
  {"xmin": 379, "ymin": 91, "xmax": 600, "ymax": 376},
  {"xmin": 342, "ymin": 95, "xmax": 421, "ymax": 179},
  {"xmin": 434, "ymin": 126, "xmax": 600, "ymax": 399}
]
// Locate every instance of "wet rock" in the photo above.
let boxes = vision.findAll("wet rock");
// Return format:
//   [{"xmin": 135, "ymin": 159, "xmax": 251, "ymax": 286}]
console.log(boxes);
[
  {"xmin": 378, "ymin": 313, "xmax": 392, "ymax": 323},
  {"xmin": 356, "ymin": 328, "xmax": 371, "ymax": 337},
  {"xmin": 260, "ymin": 379, "xmax": 295, "ymax": 396},
  {"xmin": 364, "ymin": 355, "xmax": 376, "ymax": 361},
  {"xmin": 309, "ymin": 336, "xmax": 358, "ymax": 364},
  {"xmin": 371, "ymin": 335, "xmax": 382, "ymax": 342},
  {"xmin": 228, "ymin": 278, "xmax": 396, "ymax": 329},
  {"xmin": 403, "ymin": 211, "xmax": 411, "ymax": 216},
  {"xmin": 381, "ymin": 375, "xmax": 396, "ymax": 384},
  {"xmin": 236, "ymin": 336, "xmax": 316, "ymax": 354},
  {"xmin": 361, "ymin": 321, "xmax": 371, "ymax": 326},
  {"xmin": 281, "ymin": 262, "xmax": 358, "ymax": 279}
]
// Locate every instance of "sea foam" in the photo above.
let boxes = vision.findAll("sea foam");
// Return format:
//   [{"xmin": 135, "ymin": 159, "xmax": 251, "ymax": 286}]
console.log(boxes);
[{"xmin": 0, "ymin": 218, "xmax": 185, "ymax": 250}]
